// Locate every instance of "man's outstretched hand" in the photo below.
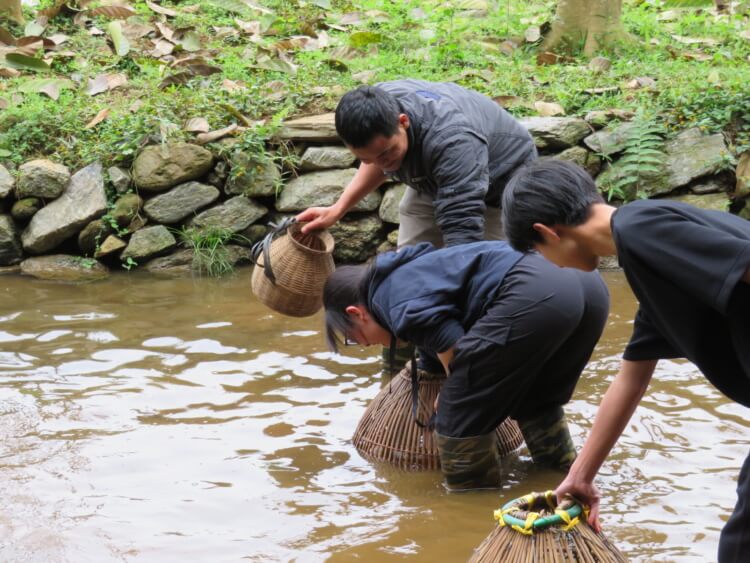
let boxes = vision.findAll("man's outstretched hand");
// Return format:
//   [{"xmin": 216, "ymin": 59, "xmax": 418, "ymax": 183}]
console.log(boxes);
[{"xmin": 296, "ymin": 206, "xmax": 341, "ymax": 234}]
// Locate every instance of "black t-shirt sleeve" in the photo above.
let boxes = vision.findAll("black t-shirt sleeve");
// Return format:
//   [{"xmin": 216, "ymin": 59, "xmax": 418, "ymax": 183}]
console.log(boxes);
[
  {"xmin": 623, "ymin": 306, "xmax": 681, "ymax": 361},
  {"xmin": 613, "ymin": 201, "xmax": 750, "ymax": 315}
]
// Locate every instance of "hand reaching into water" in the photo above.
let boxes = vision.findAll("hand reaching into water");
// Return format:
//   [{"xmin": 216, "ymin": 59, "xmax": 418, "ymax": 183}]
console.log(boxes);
[{"xmin": 555, "ymin": 473, "xmax": 602, "ymax": 532}]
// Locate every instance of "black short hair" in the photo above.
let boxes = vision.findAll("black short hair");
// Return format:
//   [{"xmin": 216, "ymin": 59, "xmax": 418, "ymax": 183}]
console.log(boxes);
[
  {"xmin": 322, "ymin": 264, "xmax": 370, "ymax": 352},
  {"xmin": 501, "ymin": 159, "xmax": 604, "ymax": 252},
  {"xmin": 335, "ymin": 86, "xmax": 401, "ymax": 148}
]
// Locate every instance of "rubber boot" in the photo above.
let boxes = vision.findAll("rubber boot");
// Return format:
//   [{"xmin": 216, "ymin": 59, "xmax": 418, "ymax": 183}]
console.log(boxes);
[
  {"xmin": 435, "ymin": 432, "xmax": 502, "ymax": 491},
  {"xmin": 517, "ymin": 406, "xmax": 577, "ymax": 470}
]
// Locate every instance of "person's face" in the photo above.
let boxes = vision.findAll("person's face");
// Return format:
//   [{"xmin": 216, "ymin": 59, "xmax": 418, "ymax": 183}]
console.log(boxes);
[
  {"xmin": 343, "ymin": 305, "xmax": 392, "ymax": 347},
  {"xmin": 348, "ymin": 114, "xmax": 409, "ymax": 173},
  {"xmin": 533, "ymin": 224, "xmax": 600, "ymax": 271}
]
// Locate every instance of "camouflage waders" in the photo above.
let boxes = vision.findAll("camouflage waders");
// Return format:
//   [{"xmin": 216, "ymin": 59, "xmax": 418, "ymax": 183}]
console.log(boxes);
[
  {"xmin": 435, "ymin": 431, "xmax": 501, "ymax": 491},
  {"xmin": 517, "ymin": 406, "xmax": 576, "ymax": 470}
]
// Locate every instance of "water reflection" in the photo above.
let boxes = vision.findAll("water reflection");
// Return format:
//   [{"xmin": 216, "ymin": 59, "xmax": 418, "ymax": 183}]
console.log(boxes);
[{"xmin": 0, "ymin": 270, "xmax": 747, "ymax": 562}]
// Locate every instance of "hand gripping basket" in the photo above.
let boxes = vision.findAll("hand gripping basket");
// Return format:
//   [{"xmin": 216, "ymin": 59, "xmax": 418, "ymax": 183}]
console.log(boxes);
[
  {"xmin": 251, "ymin": 218, "xmax": 335, "ymax": 317},
  {"xmin": 352, "ymin": 362, "xmax": 524, "ymax": 471},
  {"xmin": 469, "ymin": 491, "xmax": 627, "ymax": 562}
]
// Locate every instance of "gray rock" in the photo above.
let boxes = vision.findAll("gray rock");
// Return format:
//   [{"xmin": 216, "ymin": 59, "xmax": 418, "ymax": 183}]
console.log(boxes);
[
  {"xmin": 0, "ymin": 265, "xmax": 21, "ymax": 275},
  {"xmin": 188, "ymin": 196, "xmax": 268, "ymax": 233},
  {"xmin": 734, "ymin": 152, "xmax": 750, "ymax": 198},
  {"xmin": 206, "ymin": 160, "xmax": 230, "ymax": 189},
  {"xmin": 108, "ymin": 166, "xmax": 132, "ymax": 194},
  {"xmin": 664, "ymin": 129, "xmax": 729, "ymax": 192},
  {"xmin": 78, "ymin": 219, "xmax": 114, "ymax": 256},
  {"xmin": 521, "ymin": 117, "xmax": 591, "ymax": 150},
  {"xmin": 94, "ymin": 235, "xmax": 127, "ymax": 258},
  {"xmin": 143, "ymin": 182, "xmax": 219, "ymax": 224},
  {"xmin": 11, "ymin": 198, "xmax": 42, "ymax": 221},
  {"xmin": 112, "ymin": 193, "xmax": 143, "ymax": 228},
  {"xmin": 690, "ymin": 178, "xmax": 727, "ymax": 195},
  {"xmin": 143, "ymin": 245, "xmax": 252, "ymax": 275},
  {"xmin": 276, "ymin": 113, "xmax": 339, "ymax": 142},
  {"xmin": 597, "ymin": 129, "xmax": 730, "ymax": 199},
  {"xmin": 554, "ymin": 146, "xmax": 602, "ymax": 177},
  {"xmin": 120, "ymin": 225, "xmax": 177, "ymax": 261},
  {"xmin": 0, "ymin": 164, "xmax": 13, "ymax": 199},
  {"xmin": 20, "ymin": 254, "xmax": 109, "ymax": 281},
  {"xmin": 668, "ymin": 193, "xmax": 730, "ymax": 213},
  {"xmin": 225, "ymin": 153, "xmax": 281, "ymax": 197},
  {"xmin": 132, "ymin": 143, "xmax": 214, "ymax": 192},
  {"xmin": 0, "ymin": 215, "xmax": 23, "ymax": 265},
  {"xmin": 299, "ymin": 146, "xmax": 356, "ymax": 171},
  {"xmin": 329, "ymin": 214, "xmax": 384, "ymax": 263},
  {"xmin": 22, "ymin": 162, "xmax": 107, "ymax": 254},
  {"xmin": 584, "ymin": 109, "xmax": 635, "ymax": 130},
  {"xmin": 277, "ymin": 169, "xmax": 381, "ymax": 212},
  {"xmin": 584, "ymin": 121, "xmax": 639, "ymax": 156},
  {"xmin": 17, "ymin": 159, "xmax": 70, "ymax": 199},
  {"xmin": 379, "ymin": 183, "xmax": 407, "ymax": 223},
  {"xmin": 235, "ymin": 224, "xmax": 269, "ymax": 247},
  {"xmin": 377, "ymin": 228, "xmax": 399, "ymax": 254}
]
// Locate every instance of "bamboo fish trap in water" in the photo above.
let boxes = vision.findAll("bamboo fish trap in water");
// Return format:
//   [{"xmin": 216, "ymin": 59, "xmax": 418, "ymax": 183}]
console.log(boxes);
[
  {"xmin": 469, "ymin": 491, "xmax": 628, "ymax": 563},
  {"xmin": 352, "ymin": 362, "xmax": 523, "ymax": 470}
]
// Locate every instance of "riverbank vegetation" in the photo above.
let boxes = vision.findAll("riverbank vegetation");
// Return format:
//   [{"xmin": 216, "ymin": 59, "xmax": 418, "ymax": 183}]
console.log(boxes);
[{"xmin": 1, "ymin": 0, "xmax": 749, "ymax": 170}]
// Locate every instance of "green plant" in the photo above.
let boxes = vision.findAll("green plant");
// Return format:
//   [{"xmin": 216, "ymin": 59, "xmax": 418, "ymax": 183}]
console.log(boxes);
[
  {"xmin": 121, "ymin": 256, "xmax": 138, "ymax": 271},
  {"xmin": 73, "ymin": 256, "xmax": 97, "ymax": 269},
  {"xmin": 178, "ymin": 226, "xmax": 238, "ymax": 277},
  {"xmin": 604, "ymin": 113, "xmax": 667, "ymax": 202}
]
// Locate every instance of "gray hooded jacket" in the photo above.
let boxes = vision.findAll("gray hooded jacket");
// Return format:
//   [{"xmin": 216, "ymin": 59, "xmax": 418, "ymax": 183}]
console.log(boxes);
[{"xmin": 378, "ymin": 79, "xmax": 536, "ymax": 246}]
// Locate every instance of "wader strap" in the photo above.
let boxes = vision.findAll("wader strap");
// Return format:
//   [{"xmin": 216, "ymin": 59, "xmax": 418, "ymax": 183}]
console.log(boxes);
[
  {"xmin": 250, "ymin": 217, "xmax": 297, "ymax": 285},
  {"xmin": 410, "ymin": 348, "xmax": 436, "ymax": 430}
]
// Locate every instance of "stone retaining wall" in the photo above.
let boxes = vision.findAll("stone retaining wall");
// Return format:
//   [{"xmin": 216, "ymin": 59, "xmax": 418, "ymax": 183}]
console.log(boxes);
[{"xmin": 1, "ymin": 111, "xmax": 748, "ymax": 280}]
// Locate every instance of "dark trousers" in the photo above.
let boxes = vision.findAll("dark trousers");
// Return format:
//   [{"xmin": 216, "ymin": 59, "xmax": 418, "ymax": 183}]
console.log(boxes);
[
  {"xmin": 436, "ymin": 253, "xmax": 609, "ymax": 437},
  {"xmin": 719, "ymin": 449, "xmax": 750, "ymax": 562}
]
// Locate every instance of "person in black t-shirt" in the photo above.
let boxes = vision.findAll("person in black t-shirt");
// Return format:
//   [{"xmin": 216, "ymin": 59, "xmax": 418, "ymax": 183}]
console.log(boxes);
[{"xmin": 500, "ymin": 158, "xmax": 750, "ymax": 563}]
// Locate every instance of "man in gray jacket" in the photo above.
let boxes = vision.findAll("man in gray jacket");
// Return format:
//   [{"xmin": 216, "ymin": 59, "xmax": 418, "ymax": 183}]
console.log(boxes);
[{"xmin": 297, "ymin": 79, "xmax": 537, "ymax": 248}]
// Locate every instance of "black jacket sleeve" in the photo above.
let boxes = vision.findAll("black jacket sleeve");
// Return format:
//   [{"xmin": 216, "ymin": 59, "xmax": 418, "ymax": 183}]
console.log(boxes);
[{"xmin": 425, "ymin": 128, "xmax": 489, "ymax": 247}]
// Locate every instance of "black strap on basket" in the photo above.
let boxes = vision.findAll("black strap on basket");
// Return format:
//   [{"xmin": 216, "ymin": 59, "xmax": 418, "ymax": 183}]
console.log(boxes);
[
  {"xmin": 250, "ymin": 217, "xmax": 297, "ymax": 285},
  {"xmin": 409, "ymin": 347, "xmax": 436, "ymax": 430}
]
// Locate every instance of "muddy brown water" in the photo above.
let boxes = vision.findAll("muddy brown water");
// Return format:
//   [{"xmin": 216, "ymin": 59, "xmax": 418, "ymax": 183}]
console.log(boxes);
[{"xmin": 0, "ymin": 270, "xmax": 746, "ymax": 562}]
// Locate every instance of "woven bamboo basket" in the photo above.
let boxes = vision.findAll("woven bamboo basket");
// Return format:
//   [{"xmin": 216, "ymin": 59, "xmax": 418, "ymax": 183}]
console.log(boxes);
[
  {"xmin": 251, "ymin": 220, "xmax": 335, "ymax": 317},
  {"xmin": 353, "ymin": 362, "xmax": 524, "ymax": 470},
  {"xmin": 468, "ymin": 491, "xmax": 628, "ymax": 563}
]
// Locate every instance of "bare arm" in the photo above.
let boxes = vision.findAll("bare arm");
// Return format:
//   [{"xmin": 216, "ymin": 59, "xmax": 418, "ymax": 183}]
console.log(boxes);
[
  {"xmin": 298, "ymin": 163, "xmax": 387, "ymax": 233},
  {"xmin": 555, "ymin": 358, "xmax": 657, "ymax": 531},
  {"xmin": 437, "ymin": 348, "xmax": 454, "ymax": 375}
]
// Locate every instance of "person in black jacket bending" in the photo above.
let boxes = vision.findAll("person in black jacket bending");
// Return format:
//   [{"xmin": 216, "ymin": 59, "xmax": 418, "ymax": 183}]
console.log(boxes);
[{"xmin": 322, "ymin": 241, "xmax": 609, "ymax": 490}]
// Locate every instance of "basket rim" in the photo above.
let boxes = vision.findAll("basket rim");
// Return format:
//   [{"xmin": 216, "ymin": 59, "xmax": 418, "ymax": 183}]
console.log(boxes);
[{"xmin": 289, "ymin": 222, "xmax": 335, "ymax": 255}]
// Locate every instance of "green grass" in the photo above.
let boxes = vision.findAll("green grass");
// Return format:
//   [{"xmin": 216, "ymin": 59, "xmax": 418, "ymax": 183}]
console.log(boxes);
[
  {"xmin": 177, "ymin": 226, "xmax": 239, "ymax": 277},
  {"xmin": 1, "ymin": 0, "xmax": 750, "ymax": 167}
]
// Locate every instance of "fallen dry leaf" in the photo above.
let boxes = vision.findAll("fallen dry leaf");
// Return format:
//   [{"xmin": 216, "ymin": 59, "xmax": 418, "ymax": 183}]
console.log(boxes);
[
  {"xmin": 671, "ymin": 35, "xmax": 719, "ymax": 47},
  {"xmin": 534, "ymin": 101, "xmax": 565, "ymax": 116},
  {"xmin": 86, "ymin": 73, "xmax": 128, "ymax": 96},
  {"xmin": 624, "ymin": 76, "xmax": 656, "ymax": 90},
  {"xmin": 151, "ymin": 39, "xmax": 174, "ymax": 57},
  {"xmin": 129, "ymin": 99, "xmax": 143, "ymax": 112},
  {"xmin": 493, "ymin": 95, "xmax": 528, "ymax": 109},
  {"xmin": 146, "ymin": 0, "xmax": 178, "ymax": 17},
  {"xmin": 352, "ymin": 69, "xmax": 376, "ymax": 83},
  {"xmin": 184, "ymin": 117, "xmax": 210, "ymax": 132},
  {"xmin": 524, "ymin": 26, "xmax": 541, "ymax": 43},
  {"xmin": 0, "ymin": 68, "xmax": 21, "ymax": 78},
  {"xmin": 85, "ymin": 108, "xmax": 110, "ymax": 129},
  {"xmin": 583, "ymin": 86, "xmax": 620, "ymax": 95},
  {"xmin": 537, "ymin": 51, "xmax": 564, "ymax": 65},
  {"xmin": 195, "ymin": 123, "xmax": 238, "ymax": 145},
  {"xmin": 221, "ymin": 78, "xmax": 246, "ymax": 92}
]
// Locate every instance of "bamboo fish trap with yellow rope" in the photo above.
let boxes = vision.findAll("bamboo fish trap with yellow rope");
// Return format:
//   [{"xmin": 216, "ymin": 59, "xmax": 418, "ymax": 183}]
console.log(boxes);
[
  {"xmin": 251, "ymin": 218, "xmax": 335, "ymax": 317},
  {"xmin": 352, "ymin": 362, "xmax": 523, "ymax": 470},
  {"xmin": 468, "ymin": 491, "xmax": 627, "ymax": 563}
]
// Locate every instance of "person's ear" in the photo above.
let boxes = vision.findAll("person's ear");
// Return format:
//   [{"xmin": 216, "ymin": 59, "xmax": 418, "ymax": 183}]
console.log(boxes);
[
  {"xmin": 532, "ymin": 223, "xmax": 561, "ymax": 245},
  {"xmin": 345, "ymin": 305, "xmax": 364, "ymax": 321},
  {"xmin": 398, "ymin": 113, "xmax": 410, "ymax": 129}
]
